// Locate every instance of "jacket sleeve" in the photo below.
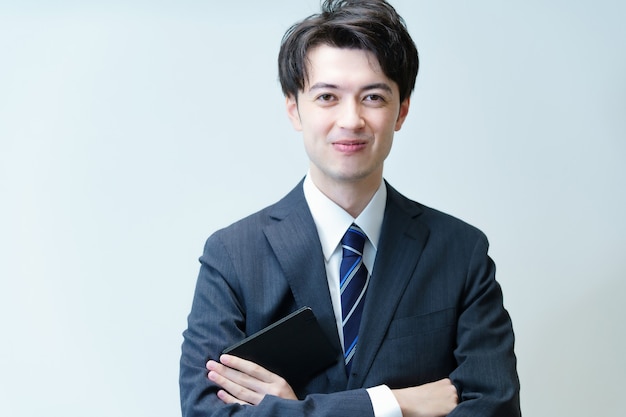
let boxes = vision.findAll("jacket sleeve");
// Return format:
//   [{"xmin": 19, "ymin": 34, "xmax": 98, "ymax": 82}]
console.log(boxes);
[
  {"xmin": 179, "ymin": 233, "xmax": 375, "ymax": 417},
  {"xmin": 448, "ymin": 233, "xmax": 521, "ymax": 416}
]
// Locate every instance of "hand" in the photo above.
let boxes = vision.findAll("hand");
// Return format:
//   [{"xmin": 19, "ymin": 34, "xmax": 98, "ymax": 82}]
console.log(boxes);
[
  {"xmin": 392, "ymin": 378, "xmax": 458, "ymax": 417},
  {"xmin": 206, "ymin": 354, "xmax": 297, "ymax": 405}
]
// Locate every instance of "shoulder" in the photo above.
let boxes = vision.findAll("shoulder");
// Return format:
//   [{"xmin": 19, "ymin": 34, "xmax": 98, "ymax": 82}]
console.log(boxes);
[
  {"xmin": 386, "ymin": 182, "xmax": 488, "ymax": 243},
  {"xmin": 207, "ymin": 181, "xmax": 308, "ymax": 245},
  {"xmin": 423, "ymin": 203, "xmax": 485, "ymax": 239}
]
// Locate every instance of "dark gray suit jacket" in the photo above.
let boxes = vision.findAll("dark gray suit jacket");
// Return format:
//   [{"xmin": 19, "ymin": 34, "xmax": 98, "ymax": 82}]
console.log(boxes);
[{"xmin": 180, "ymin": 181, "xmax": 521, "ymax": 416}]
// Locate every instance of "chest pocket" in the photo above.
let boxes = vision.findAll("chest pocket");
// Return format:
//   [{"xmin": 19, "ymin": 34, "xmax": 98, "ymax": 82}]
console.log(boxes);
[{"xmin": 387, "ymin": 307, "xmax": 456, "ymax": 340}]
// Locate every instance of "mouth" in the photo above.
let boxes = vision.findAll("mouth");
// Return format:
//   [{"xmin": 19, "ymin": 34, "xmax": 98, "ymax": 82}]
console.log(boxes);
[{"xmin": 332, "ymin": 139, "xmax": 369, "ymax": 153}]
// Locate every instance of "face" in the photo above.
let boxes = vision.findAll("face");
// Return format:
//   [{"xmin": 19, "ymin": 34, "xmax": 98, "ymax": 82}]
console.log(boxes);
[{"xmin": 286, "ymin": 45, "xmax": 410, "ymax": 192}]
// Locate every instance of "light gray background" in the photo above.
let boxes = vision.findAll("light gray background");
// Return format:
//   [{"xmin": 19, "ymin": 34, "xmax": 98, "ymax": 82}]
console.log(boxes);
[{"xmin": 1, "ymin": 1, "xmax": 624, "ymax": 416}]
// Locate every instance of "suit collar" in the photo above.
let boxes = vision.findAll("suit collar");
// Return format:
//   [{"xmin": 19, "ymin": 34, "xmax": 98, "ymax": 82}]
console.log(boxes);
[
  {"xmin": 264, "ymin": 181, "xmax": 336, "ymax": 328},
  {"xmin": 264, "ymin": 181, "xmax": 349, "ymax": 387},
  {"xmin": 303, "ymin": 174, "xmax": 387, "ymax": 261}
]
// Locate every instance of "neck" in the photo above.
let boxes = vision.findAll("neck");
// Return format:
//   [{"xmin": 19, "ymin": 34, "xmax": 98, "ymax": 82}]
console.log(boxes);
[{"xmin": 309, "ymin": 171, "xmax": 382, "ymax": 218}]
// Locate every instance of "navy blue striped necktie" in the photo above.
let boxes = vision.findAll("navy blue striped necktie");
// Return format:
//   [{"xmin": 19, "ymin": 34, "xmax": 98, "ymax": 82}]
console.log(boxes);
[{"xmin": 340, "ymin": 224, "xmax": 370, "ymax": 372}]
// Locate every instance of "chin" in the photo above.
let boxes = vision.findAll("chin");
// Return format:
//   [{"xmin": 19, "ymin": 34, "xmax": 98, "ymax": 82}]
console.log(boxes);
[{"xmin": 332, "ymin": 169, "xmax": 376, "ymax": 184}]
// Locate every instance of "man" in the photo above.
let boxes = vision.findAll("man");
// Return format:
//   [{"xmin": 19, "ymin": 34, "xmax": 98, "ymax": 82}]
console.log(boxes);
[{"xmin": 180, "ymin": 1, "xmax": 521, "ymax": 416}]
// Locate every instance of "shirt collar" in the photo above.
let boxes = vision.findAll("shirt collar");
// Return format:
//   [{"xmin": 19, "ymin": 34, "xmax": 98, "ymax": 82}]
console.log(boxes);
[{"xmin": 303, "ymin": 174, "xmax": 387, "ymax": 261}]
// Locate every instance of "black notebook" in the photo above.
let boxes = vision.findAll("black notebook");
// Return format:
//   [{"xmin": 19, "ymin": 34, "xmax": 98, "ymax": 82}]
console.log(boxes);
[{"xmin": 222, "ymin": 307, "xmax": 338, "ymax": 386}]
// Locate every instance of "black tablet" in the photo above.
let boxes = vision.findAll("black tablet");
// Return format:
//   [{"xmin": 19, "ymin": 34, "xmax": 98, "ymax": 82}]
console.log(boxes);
[{"xmin": 222, "ymin": 307, "xmax": 338, "ymax": 386}]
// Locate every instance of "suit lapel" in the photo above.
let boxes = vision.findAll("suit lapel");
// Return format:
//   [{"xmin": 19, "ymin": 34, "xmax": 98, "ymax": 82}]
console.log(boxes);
[
  {"xmin": 263, "ymin": 182, "xmax": 348, "ymax": 387},
  {"xmin": 348, "ymin": 183, "xmax": 430, "ymax": 389}
]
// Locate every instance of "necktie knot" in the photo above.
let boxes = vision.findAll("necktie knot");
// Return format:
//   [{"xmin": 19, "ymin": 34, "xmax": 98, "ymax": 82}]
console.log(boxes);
[{"xmin": 341, "ymin": 224, "xmax": 366, "ymax": 257}]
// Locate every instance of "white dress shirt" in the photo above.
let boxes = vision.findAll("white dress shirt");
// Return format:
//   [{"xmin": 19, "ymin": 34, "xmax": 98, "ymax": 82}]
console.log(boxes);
[{"xmin": 303, "ymin": 174, "xmax": 402, "ymax": 417}]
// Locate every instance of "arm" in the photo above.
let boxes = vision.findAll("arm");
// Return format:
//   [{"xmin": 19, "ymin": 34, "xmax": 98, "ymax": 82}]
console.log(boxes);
[
  {"xmin": 206, "ymin": 355, "xmax": 458, "ymax": 417},
  {"xmin": 447, "ymin": 234, "xmax": 521, "ymax": 416},
  {"xmin": 180, "ymin": 234, "xmax": 459, "ymax": 417},
  {"xmin": 179, "ymin": 233, "xmax": 376, "ymax": 417}
]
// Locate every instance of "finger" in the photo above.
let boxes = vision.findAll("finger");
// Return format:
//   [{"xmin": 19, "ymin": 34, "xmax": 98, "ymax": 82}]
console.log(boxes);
[
  {"xmin": 208, "ymin": 357, "xmax": 266, "ymax": 400},
  {"xmin": 209, "ymin": 355, "xmax": 296, "ymax": 402},
  {"xmin": 441, "ymin": 378, "xmax": 459, "ymax": 403},
  {"xmin": 220, "ymin": 354, "xmax": 276, "ymax": 383},
  {"xmin": 208, "ymin": 359, "xmax": 255, "ymax": 387},
  {"xmin": 208, "ymin": 369, "xmax": 265, "ymax": 405},
  {"xmin": 207, "ymin": 360, "xmax": 238, "ymax": 383},
  {"xmin": 209, "ymin": 357, "xmax": 268, "ymax": 393},
  {"xmin": 216, "ymin": 389, "xmax": 251, "ymax": 406},
  {"xmin": 206, "ymin": 359, "xmax": 220, "ymax": 371}
]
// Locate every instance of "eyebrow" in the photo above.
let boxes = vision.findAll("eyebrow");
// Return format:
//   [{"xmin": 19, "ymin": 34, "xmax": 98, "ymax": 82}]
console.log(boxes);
[{"xmin": 308, "ymin": 82, "xmax": 394, "ymax": 94}]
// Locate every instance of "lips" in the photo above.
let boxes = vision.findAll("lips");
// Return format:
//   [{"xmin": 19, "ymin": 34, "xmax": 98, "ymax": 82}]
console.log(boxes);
[{"xmin": 332, "ymin": 139, "xmax": 368, "ymax": 153}]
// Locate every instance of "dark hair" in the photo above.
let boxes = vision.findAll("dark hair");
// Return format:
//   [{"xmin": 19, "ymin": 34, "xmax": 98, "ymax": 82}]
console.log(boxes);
[{"xmin": 278, "ymin": 0, "xmax": 419, "ymax": 102}]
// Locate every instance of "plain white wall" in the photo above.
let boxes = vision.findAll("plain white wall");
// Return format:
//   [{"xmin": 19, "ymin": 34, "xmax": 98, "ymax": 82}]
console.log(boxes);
[{"xmin": 1, "ymin": 1, "xmax": 624, "ymax": 416}]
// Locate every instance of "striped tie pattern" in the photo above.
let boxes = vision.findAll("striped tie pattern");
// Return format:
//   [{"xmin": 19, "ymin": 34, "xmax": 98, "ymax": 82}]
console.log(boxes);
[{"xmin": 340, "ymin": 224, "xmax": 370, "ymax": 372}]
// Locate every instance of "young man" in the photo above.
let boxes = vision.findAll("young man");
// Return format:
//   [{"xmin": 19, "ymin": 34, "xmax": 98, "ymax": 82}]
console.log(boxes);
[{"xmin": 180, "ymin": 1, "xmax": 521, "ymax": 416}]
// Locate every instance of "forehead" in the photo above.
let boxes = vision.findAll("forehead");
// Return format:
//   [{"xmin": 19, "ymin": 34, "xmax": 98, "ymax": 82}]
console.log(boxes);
[{"xmin": 304, "ymin": 45, "xmax": 390, "ymax": 87}]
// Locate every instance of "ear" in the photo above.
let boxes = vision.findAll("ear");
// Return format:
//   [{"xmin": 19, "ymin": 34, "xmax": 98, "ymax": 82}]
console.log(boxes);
[
  {"xmin": 394, "ymin": 98, "xmax": 411, "ymax": 131},
  {"xmin": 285, "ymin": 95, "xmax": 303, "ymax": 131}
]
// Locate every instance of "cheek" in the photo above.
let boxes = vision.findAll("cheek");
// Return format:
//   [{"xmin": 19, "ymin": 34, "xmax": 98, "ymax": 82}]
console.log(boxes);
[
  {"xmin": 374, "ymin": 122, "xmax": 396, "ymax": 157},
  {"xmin": 300, "ymin": 129, "xmax": 318, "ymax": 154},
  {"xmin": 380, "ymin": 138, "xmax": 394, "ymax": 161},
  {"xmin": 376, "ymin": 117, "xmax": 400, "ymax": 142},
  {"xmin": 300, "ymin": 115, "xmax": 332, "ymax": 139}
]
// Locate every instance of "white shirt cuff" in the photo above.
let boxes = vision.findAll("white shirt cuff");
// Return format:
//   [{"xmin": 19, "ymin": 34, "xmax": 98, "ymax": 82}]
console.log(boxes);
[{"xmin": 366, "ymin": 385, "xmax": 402, "ymax": 417}]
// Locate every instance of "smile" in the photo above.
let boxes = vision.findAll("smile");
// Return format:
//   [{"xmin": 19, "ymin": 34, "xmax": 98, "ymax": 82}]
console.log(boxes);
[{"xmin": 332, "ymin": 141, "xmax": 368, "ymax": 153}]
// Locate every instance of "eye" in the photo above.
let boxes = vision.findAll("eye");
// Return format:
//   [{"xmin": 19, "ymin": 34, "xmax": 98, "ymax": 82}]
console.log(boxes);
[
  {"xmin": 316, "ymin": 93, "xmax": 336, "ymax": 102},
  {"xmin": 364, "ymin": 94, "xmax": 385, "ymax": 103}
]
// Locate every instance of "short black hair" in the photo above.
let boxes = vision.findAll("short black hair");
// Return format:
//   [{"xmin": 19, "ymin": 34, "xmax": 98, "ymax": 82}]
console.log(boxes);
[{"xmin": 278, "ymin": 0, "xmax": 419, "ymax": 102}]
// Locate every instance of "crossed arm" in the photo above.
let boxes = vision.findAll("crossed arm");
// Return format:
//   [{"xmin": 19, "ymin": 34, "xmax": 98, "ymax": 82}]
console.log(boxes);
[
  {"xmin": 206, "ymin": 354, "xmax": 458, "ymax": 417},
  {"xmin": 181, "ymin": 223, "xmax": 520, "ymax": 417}
]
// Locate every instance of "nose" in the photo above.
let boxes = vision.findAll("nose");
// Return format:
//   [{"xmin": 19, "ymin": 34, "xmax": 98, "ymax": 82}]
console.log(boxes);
[{"xmin": 337, "ymin": 100, "xmax": 365, "ymax": 130}]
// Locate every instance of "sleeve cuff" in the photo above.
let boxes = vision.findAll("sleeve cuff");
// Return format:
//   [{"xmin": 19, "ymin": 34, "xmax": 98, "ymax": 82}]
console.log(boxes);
[{"xmin": 366, "ymin": 385, "xmax": 402, "ymax": 417}]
